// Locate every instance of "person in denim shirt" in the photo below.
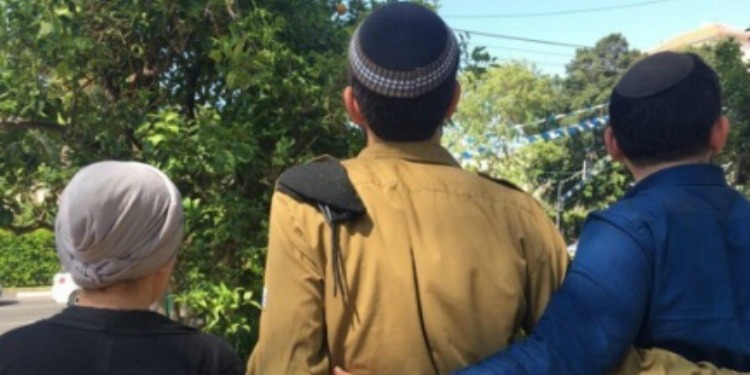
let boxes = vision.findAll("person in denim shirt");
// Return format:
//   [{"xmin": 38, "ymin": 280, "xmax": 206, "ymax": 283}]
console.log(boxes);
[{"xmin": 450, "ymin": 52, "xmax": 750, "ymax": 375}]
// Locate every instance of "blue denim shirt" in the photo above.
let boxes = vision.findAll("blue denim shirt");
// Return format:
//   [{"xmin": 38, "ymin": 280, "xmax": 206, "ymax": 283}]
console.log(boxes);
[{"xmin": 455, "ymin": 164, "xmax": 750, "ymax": 375}]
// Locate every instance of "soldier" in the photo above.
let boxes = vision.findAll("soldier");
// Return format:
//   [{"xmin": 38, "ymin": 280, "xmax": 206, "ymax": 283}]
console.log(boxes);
[{"xmin": 247, "ymin": 3, "xmax": 568, "ymax": 374}]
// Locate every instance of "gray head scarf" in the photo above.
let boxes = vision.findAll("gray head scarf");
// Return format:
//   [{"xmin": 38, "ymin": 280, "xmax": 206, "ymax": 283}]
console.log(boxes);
[{"xmin": 55, "ymin": 161, "xmax": 183, "ymax": 289}]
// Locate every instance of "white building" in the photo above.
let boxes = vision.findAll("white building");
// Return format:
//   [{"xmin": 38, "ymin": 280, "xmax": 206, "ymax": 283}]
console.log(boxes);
[{"xmin": 650, "ymin": 23, "xmax": 750, "ymax": 61}]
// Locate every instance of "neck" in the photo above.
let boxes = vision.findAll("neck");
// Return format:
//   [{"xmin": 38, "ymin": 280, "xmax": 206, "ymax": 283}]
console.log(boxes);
[
  {"xmin": 364, "ymin": 126, "xmax": 442, "ymax": 147},
  {"xmin": 627, "ymin": 153, "xmax": 711, "ymax": 182},
  {"xmin": 77, "ymin": 279, "xmax": 157, "ymax": 311}
]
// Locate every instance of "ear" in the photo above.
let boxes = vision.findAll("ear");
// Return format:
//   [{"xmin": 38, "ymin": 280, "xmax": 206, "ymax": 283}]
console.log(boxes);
[
  {"xmin": 343, "ymin": 86, "xmax": 367, "ymax": 127},
  {"xmin": 604, "ymin": 126, "xmax": 625, "ymax": 162},
  {"xmin": 445, "ymin": 81, "xmax": 462, "ymax": 119},
  {"xmin": 709, "ymin": 115, "xmax": 730, "ymax": 156}
]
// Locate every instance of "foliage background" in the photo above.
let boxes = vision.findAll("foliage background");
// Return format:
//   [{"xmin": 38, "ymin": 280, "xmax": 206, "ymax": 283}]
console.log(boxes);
[
  {"xmin": 447, "ymin": 34, "xmax": 750, "ymax": 241},
  {"xmin": 0, "ymin": 229, "xmax": 57, "ymax": 286},
  {"xmin": 0, "ymin": 0, "xmax": 370, "ymax": 357},
  {"xmin": 0, "ymin": 0, "xmax": 747, "ymax": 361}
]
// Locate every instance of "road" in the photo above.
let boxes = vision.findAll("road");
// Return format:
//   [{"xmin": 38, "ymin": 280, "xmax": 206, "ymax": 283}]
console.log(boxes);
[{"xmin": 0, "ymin": 295, "xmax": 64, "ymax": 335}]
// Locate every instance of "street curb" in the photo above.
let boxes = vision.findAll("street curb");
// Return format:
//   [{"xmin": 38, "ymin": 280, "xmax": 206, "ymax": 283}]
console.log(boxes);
[
  {"xmin": 17, "ymin": 290, "xmax": 52, "ymax": 298},
  {"xmin": 5, "ymin": 287, "xmax": 53, "ymax": 298}
]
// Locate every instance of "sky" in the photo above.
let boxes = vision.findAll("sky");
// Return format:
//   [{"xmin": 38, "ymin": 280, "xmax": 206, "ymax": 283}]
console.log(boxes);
[{"xmin": 437, "ymin": 0, "xmax": 750, "ymax": 75}]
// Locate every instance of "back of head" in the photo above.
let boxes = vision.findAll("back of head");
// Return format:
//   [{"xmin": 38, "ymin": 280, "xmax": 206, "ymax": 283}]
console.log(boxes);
[
  {"xmin": 608, "ymin": 52, "xmax": 722, "ymax": 165},
  {"xmin": 348, "ymin": 2, "xmax": 460, "ymax": 141},
  {"xmin": 55, "ymin": 161, "xmax": 183, "ymax": 289}
]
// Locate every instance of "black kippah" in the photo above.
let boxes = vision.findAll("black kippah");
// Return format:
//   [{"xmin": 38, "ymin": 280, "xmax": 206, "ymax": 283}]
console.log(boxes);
[
  {"xmin": 348, "ymin": 2, "xmax": 459, "ymax": 98},
  {"xmin": 614, "ymin": 52, "xmax": 695, "ymax": 98}
]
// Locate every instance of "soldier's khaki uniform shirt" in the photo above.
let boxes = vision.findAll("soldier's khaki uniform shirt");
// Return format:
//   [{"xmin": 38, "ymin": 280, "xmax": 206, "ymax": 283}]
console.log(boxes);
[{"xmin": 247, "ymin": 142, "xmax": 569, "ymax": 375}]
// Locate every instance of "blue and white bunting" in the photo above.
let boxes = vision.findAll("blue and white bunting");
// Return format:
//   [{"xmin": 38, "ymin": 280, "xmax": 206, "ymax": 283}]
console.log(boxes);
[
  {"xmin": 454, "ymin": 115, "xmax": 609, "ymax": 163},
  {"xmin": 511, "ymin": 116, "xmax": 608, "ymax": 148}
]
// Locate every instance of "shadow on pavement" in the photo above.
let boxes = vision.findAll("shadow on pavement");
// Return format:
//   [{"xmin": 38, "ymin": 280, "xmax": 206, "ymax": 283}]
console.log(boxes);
[{"xmin": 0, "ymin": 299, "xmax": 20, "ymax": 307}]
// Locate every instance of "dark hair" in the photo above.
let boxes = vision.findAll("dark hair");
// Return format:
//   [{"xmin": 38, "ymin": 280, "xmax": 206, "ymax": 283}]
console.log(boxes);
[
  {"xmin": 608, "ymin": 53, "xmax": 722, "ymax": 166},
  {"xmin": 349, "ymin": 66, "xmax": 458, "ymax": 142}
]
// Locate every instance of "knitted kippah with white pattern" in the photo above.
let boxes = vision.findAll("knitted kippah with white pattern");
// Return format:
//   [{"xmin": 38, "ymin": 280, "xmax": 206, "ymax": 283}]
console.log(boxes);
[{"xmin": 348, "ymin": 2, "xmax": 459, "ymax": 99}]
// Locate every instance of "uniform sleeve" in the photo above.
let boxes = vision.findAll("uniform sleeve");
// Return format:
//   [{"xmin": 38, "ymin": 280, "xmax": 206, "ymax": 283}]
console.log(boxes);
[
  {"xmin": 247, "ymin": 193, "xmax": 329, "ymax": 375},
  {"xmin": 520, "ymin": 202, "xmax": 570, "ymax": 332},
  {"xmin": 453, "ymin": 216, "xmax": 652, "ymax": 375}
]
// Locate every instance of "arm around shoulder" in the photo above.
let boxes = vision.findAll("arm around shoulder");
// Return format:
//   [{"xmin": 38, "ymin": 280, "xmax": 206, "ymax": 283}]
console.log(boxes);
[{"xmin": 453, "ymin": 216, "xmax": 652, "ymax": 375}]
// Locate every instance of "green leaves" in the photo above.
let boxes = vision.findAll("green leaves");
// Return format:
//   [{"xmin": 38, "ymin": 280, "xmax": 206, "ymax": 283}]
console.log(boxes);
[
  {"xmin": 447, "ymin": 62, "xmax": 568, "ymax": 190},
  {"xmin": 704, "ymin": 40, "xmax": 750, "ymax": 189},
  {"xmin": 0, "ymin": 229, "xmax": 58, "ymax": 287},
  {"xmin": 447, "ymin": 35, "xmax": 640, "ymax": 242},
  {"xmin": 564, "ymin": 34, "xmax": 643, "ymax": 108},
  {"xmin": 457, "ymin": 62, "xmax": 561, "ymax": 136},
  {"xmin": 174, "ymin": 282, "xmax": 261, "ymax": 355},
  {"xmin": 37, "ymin": 21, "xmax": 53, "ymax": 37},
  {"xmin": 0, "ymin": 0, "xmax": 361, "ymax": 358},
  {"xmin": 678, "ymin": 40, "xmax": 750, "ymax": 191}
]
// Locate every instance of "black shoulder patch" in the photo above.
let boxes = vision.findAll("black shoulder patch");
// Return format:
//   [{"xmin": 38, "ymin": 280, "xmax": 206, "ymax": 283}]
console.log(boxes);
[
  {"xmin": 478, "ymin": 172, "xmax": 524, "ymax": 193},
  {"xmin": 277, "ymin": 156, "xmax": 366, "ymax": 223}
]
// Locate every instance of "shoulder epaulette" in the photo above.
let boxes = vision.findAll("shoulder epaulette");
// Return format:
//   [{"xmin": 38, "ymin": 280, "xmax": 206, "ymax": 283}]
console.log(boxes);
[
  {"xmin": 276, "ymin": 156, "xmax": 364, "ymax": 301},
  {"xmin": 276, "ymin": 156, "xmax": 366, "ymax": 303},
  {"xmin": 478, "ymin": 172, "xmax": 525, "ymax": 193},
  {"xmin": 276, "ymin": 156, "xmax": 366, "ymax": 223},
  {"xmin": 277, "ymin": 156, "xmax": 366, "ymax": 223}
]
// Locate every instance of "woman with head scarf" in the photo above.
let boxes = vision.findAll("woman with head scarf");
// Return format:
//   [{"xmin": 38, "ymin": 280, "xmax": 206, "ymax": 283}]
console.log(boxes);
[{"xmin": 0, "ymin": 161, "xmax": 243, "ymax": 375}]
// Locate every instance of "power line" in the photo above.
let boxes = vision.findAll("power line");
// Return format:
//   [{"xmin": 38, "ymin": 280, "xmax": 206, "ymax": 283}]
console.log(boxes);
[
  {"xmin": 470, "ymin": 43, "xmax": 574, "ymax": 57},
  {"xmin": 494, "ymin": 58, "xmax": 568, "ymax": 68},
  {"xmin": 453, "ymin": 28, "xmax": 588, "ymax": 48},
  {"xmin": 443, "ymin": 0, "xmax": 681, "ymax": 19}
]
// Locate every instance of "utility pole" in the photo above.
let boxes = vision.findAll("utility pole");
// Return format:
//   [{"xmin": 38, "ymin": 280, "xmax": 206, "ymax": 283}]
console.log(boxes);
[
  {"xmin": 555, "ymin": 171, "xmax": 583, "ymax": 229},
  {"xmin": 555, "ymin": 181, "xmax": 564, "ymax": 228},
  {"xmin": 556, "ymin": 152, "xmax": 595, "ymax": 228}
]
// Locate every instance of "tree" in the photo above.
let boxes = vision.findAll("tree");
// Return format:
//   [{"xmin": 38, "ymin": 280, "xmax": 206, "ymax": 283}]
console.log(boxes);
[
  {"xmin": 550, "ymin": 34, "xmax": 644, "ymax": 239},
  {"xmin": 564, "ymin": 33, "xmax": 643, "ymax": 109},
  {"xmin": 446, "ymin": 62, "xmax": 569, "ymax": 205},
  {"xmin": 450, "ymin": 35, "xmax": 643, "ymax": 242},
  {"xmin": 0, "ymin": 0, "xmax": 365, "ymax": 356},
  {"xmin": 693, "ymin": 40, "xmax": 750, "ymax": 193}
]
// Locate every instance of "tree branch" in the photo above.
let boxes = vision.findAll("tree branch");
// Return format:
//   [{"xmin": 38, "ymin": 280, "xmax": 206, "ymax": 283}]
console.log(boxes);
[
  {"xmin": 125, "ymin": 126, "xmax": 143, "ymax": 152},
  {"xmin": 183, "ymin": 57, "xmax": 202, "ymax": 120},
  {"xmin": 3, "ymin": 222, "xmax": 54, "ymax": 235},
  {"xmin": 0, "ymin": 120, "xmax": 66, "ymax": 134}
]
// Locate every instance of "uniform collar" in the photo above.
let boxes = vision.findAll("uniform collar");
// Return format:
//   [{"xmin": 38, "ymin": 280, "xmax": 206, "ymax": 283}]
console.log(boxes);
[
  {"xmin": 627, "ymin": 163, "xmax": 728, "ymax": 197},
  {"xmin": 356, "ymin": 141, "xmax": 461, "ymax": 167}
]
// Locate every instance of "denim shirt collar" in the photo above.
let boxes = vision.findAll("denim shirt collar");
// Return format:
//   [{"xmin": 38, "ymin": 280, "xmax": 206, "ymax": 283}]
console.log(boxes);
[{"xmin": 626, "ymin": 163, "xmax": 728, "ymax": 198}]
